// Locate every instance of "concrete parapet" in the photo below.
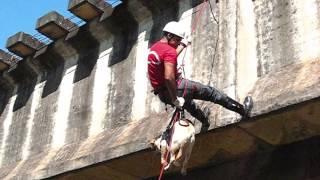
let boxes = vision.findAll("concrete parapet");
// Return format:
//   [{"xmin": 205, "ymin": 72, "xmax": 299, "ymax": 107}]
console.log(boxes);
[
  {"xmin": 6, "ymin": 32, "xmax": 45, "ymax": 57},
  {"xmin": 68, "ymin": 0, "xmax": 111, "ymax": 21},
  {"xmin": 36, "ymin": 11, "xmax": 77, "ymax": 40}
]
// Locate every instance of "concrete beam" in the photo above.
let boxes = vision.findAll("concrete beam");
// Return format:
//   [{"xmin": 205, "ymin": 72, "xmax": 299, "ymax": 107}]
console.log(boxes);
[
  {"xmin": 0, "ymin": 50, "xmax": 11, "ymax": 72},
  {"xmin": 6, "ymin": 32, "xmax": 45, "ymax": 57},
  {"xmin": 68, "ymin": 0, "xmax": 107, "ymax": 21},
  {"xmin": 36, "ymin": 11, "xmax": 77, "ymax": 40},
  {"xmin": 0, "ymin": 61, "xmax": 9, "ymax": 72}
]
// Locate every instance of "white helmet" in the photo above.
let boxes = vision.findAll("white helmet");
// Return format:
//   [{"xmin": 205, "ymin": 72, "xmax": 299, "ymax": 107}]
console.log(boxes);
[{"xmin": 163, "ymin": 21, "xmax": 185, "ymax": 38}]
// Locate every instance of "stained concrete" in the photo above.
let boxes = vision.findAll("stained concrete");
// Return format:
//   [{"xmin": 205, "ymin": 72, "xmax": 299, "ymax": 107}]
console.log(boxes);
[{"xmin": 0, "ymin": 0, "xmax": 319, "ymax": 179}]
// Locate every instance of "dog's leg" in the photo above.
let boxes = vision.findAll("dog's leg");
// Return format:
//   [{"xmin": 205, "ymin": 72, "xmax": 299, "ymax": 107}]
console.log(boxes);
[
  {"xmin": 173, "ymin": 142, "xmax": 186, "ymax": 167},
  {"xmin": 160, "ymin": 139, "xmax": 169, "ymax": 166},
  {"xmin": 175, "ymin": 142, "xmax": 186, "ymax": 161},
  {"xmin": 165, "ymin": 142, "xmax": 183, "ymax": 170},
  {"xmin": 161, "ymin": 152, "xmax": 168, "ymax": 166},
  {"xmin": 173, "ymin": 147, "xmax": 183, "ymax": 167},
  {"xmin": 164, "ymin": 147, "xmax": 177, "ymax": 170},
  {"xmin": 164, "ymin": 152, "xmax": 173, "ymax": 170},
  {"xmin": 181, "ymin": 137, "xmax": 195, "ymax": 176}
]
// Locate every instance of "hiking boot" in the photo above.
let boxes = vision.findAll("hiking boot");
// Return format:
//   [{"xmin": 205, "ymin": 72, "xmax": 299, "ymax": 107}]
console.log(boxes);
[{"xmin": 243, "ymin": 96, "xmax": 253, "ymax": 118}]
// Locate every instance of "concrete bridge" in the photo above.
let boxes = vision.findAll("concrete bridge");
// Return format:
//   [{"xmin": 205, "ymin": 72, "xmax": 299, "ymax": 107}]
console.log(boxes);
[{"xmin": 0, "ymin": 0, "xmax": 319, "ymax": 179}]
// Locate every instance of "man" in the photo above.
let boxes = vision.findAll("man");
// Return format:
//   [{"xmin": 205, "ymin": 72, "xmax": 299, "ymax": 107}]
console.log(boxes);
[{"xmin": 147, "ymin": 21, "xmax": 253, "ymax": 129}]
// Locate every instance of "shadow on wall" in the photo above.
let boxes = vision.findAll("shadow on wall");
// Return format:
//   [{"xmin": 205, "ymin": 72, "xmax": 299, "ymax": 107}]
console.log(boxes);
[
  {"xmin": 38, "ymin": 46, "xmax": 66, "ymax": 98},
  {"xmin": 61, "ymin": 24, "xmax": 100, "ymax": 143},
  {"xmin": 0, "ymin": 88, "xmax": 11, "ymax": 116},
  {"xmin": 139, "ymin": 0, "xmax": 179, "ymax": 47},
  {"xmin": 102, "ymin": 1, "xmax": 138, "ymax": 66},
  {"xmin": 9, "ymin": 61, "xmax": 38, "ymax": 111},
  {"xmin": 67, "ymin": 25, "xmax": 100, "ymax": 83}
]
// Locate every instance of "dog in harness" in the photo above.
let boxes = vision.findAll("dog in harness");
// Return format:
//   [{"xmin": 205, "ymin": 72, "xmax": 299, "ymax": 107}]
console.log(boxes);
[{"xmin": 150, "ymin": 111, "xmax": 196, "ymax": 175}]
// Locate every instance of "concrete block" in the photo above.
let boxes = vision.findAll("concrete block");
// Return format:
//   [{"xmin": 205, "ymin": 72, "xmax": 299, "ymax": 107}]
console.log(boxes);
[
  {"xmin": 68, "ymin": 0, "xmax": 107, "ymax": 21},
  {"xmin": 0, "ymin": 61, "xmax": 9, "ymax": 72},
  {"xmin": 36, "ymin": 11, "xmax": 78, "ymax": 40},
  {"xmin": 0, "ymin": 50, "xmax": 11, "ymax": 72},
  {"xmin": 0, "ymin": 49, "xmax": 20, "ymax": 72},
  {"xmin": 6, "ymin": 32, "xmax": 45, "ymax": 57}
]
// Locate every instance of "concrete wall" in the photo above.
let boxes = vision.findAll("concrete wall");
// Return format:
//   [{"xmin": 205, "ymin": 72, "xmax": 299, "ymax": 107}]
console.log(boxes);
[{"xmin": 0, "ymin": 0, "xmax": 319, "ymax": 179}]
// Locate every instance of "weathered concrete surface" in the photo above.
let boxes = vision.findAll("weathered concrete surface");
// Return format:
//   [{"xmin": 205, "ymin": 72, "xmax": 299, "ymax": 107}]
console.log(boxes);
[
  {"xmin": 250, "ymin": 59, "xmax": 320, "ymax": 117},
  {"xmin": 0, "ymin": 50, "xmax": 11, "ymax": 72},
  {"xmin": 6, "ymin": 32, "xmax": 45, "ymax": 57},
  {"xmin": 0, "ymin": 0, "xmax": 319, "ymax": 179},
  {"xmin": 68, "ymin": 0, "xmax": 109, "ymax": 21},
  {"xmin": 36, "ymin": 11, "xmax": 77, "ymax": 40}
]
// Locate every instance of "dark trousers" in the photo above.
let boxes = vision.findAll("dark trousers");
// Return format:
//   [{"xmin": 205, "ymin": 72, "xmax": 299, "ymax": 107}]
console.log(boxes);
[{"xmin": 157, "ymin": 78, "xmax": 245, "ymax": 122}]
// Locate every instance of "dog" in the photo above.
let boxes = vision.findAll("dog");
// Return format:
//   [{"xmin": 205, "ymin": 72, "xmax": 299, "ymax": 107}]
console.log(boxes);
[{"xmin": 150, "ymin": 118, "xmax": 195, "ymax": 175}]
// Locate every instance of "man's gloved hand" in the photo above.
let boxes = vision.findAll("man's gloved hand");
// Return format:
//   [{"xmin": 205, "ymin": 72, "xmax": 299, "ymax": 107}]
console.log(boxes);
[
  {"xmin": 173, "ymin": 97, "xmax": 185, "ymax": 109},
  {"xmin": 180, "ymin": 35, "xmax": 192, "ymax": 47}
]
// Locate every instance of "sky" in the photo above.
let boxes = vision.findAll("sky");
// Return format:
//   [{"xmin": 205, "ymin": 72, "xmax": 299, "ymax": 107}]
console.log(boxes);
[{"xmin": 0, "ymin": 0, "xmax": 121, "ymax": 50}]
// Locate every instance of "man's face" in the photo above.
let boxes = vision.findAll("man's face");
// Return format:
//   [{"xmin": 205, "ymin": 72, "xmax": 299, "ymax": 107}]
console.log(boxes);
[{"xmin": 168, "ymin": 35, "xmax": 182, "ymax": 48}]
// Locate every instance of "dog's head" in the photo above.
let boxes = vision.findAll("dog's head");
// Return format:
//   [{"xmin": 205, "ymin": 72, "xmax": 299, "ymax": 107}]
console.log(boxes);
[
  {"xmin": 149, "ymin": 136, "xmax": 168, "ymax": 153},
  {"xmin": 149, "ymin": 138, "xmax": 157, "ymax": 150}
]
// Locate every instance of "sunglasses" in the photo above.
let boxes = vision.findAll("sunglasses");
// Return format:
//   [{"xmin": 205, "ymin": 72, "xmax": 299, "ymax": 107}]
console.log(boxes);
[{"xmin": 172, "ymin": 36, "xmax": 182, "ymax": 42}]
